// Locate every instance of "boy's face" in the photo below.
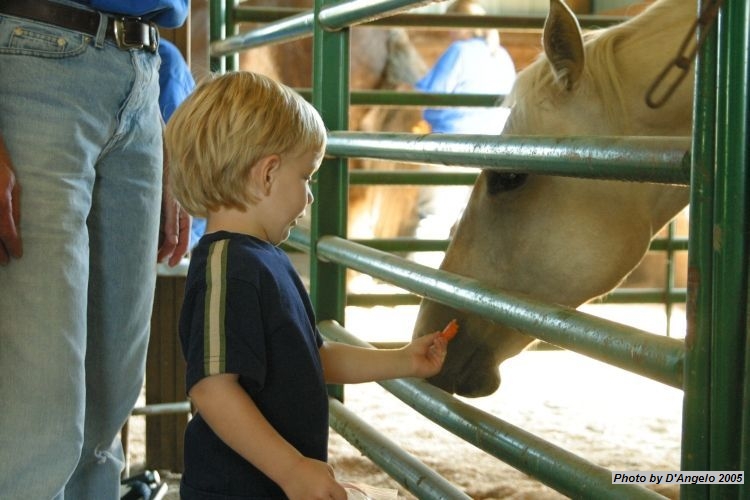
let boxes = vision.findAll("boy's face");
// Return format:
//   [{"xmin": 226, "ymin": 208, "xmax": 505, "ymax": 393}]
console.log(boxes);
[{"xmin": 263, "ymin": 148, "xmax": 322, "ymax": 245}]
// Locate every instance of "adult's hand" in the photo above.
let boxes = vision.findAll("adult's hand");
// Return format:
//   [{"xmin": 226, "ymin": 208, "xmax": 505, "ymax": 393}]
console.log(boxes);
[
  {"xmin": 157, "ymin": 138, "xmax": 190, "ymax": 267},
  {"xmin": 0, "ymin": 134, "xmax": 22, "ymax": 265},
  {"xmin": 157, "ymin": 183, "xmax": 190, "ymax": 267}
]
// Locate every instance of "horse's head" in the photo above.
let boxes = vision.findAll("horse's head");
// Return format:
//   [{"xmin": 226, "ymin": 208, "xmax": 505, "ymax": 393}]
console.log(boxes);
[{"xmin": 413, "ymin": 0, "xmax": 694, "ymax": 397}]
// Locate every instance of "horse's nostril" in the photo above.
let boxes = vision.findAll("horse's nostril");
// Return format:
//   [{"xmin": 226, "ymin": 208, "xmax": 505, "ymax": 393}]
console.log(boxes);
[
  {"xmin": 427, "ymin": 373, "xmax": 456, "ymax": 394},
  {"xmin": 456, "ymin": 372, "xmax": 501, "ymax": 398}
]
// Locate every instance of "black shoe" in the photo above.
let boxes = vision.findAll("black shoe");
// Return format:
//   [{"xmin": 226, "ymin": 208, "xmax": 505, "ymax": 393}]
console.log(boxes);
[{"xmin": 121, "ymin": 470, "xmax": 168, "ymax": 500}]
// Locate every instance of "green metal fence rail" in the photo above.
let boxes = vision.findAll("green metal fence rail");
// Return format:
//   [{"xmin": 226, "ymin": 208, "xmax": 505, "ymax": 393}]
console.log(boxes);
[
  {"xmin": 209, "ymin": 1, "xmax": 749, "ymax": 498},
  {"xmin": 294, "ymin": 231, "xmax": 685, "ymax": 389},
  {"xmin": 328, "ymin": 393, "xmax": 472, "ymax": 499},
  {"xmin": 327, "ymin": 133, "xmax": 692, "ymax": 183},
  {"xmin": 322, "ymin": 320, "xmax": 664, "ymax": 499}
]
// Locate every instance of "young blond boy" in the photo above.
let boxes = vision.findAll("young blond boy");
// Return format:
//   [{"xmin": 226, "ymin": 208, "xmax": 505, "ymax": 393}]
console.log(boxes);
[{"xmin": 165, "ymin": 71, "xmax": 449, "ymax": 500}]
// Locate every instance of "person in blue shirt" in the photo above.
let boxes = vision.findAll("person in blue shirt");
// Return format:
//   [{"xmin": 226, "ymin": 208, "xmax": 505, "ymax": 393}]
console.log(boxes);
[
  {"xmin": 416, "ymin": 0, "xmax": 516, "ymax": 134},
  {"xmin": 0, "ymin": 1, "xmax": 190, "ymax": 498},
  {"xmin": 413, "ymin": 0, "xmax": 516, "ymax": 267}
]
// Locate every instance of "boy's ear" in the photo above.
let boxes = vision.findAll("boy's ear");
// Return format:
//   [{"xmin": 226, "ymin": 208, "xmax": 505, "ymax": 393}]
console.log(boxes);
[{"xmin": 249, "ymin": 154, "xmax": 281, "ymax": 196}]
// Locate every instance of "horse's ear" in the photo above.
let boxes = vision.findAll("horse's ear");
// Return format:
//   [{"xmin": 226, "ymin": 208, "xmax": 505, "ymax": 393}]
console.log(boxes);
[{"xmin": 543, "ymin": 0, "xmax": 584, "ymax": 91}]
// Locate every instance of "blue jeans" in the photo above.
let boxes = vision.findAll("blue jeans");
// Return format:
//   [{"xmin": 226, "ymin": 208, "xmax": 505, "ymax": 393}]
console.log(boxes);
[{"xmin": 0, "ymin": 15, "xmax": 162, "ymax": 500}]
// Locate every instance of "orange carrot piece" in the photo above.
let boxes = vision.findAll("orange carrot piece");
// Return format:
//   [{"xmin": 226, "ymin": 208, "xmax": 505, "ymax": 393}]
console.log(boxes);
[{"xmin": 439, "ymin": 319, "xmax": 459, "ymax": 341}]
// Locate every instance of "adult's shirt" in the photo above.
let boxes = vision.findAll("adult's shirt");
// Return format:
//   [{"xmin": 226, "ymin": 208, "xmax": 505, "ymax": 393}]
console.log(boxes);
[
  {"xmin": 158, "ymin": 39, "xmax": 195, "ymax": 122},
  {"xmin": 69, "ymin": 0, "xmax": 188, "ymax": 28},
  {"xmin": 416, "ymin": 37, "xmax": 516, "ymax": 134}
]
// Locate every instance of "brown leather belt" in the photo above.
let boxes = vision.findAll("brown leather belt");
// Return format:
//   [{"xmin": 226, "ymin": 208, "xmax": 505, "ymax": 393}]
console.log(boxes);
[{"xmin": 0, "ymin": 0, "xmax": 159, "ymax": 52}]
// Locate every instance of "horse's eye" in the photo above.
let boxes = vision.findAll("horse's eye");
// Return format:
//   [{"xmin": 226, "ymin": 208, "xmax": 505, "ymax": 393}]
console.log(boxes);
[{"xmin": 486, "ymin": 172, "xmax": 528, "ymax": 195}]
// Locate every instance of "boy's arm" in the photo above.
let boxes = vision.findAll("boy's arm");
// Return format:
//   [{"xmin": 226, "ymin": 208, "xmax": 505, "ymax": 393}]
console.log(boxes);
[
  {"xmin": 189, "ymin": 374, "xmax": 347, "ymax": 500},
  {"xmin": 319, "ymin": 333, "xmax": 447, "ymax": 385}
]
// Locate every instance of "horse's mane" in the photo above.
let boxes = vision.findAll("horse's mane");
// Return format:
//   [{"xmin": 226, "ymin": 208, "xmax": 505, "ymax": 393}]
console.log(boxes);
[
  {"xmin": 506, "ymin": 0, "xmax": 693, "ymax": 134},
  {"xmin": 382, "ymin": 28, "xmax": 427, "ymax": 88}
]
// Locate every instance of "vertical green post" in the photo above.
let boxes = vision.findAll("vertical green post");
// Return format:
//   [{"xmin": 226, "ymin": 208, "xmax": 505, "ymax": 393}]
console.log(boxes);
[
  {"xmin": 683, "ymin": 1, "xmax": 750, "ymax": 498},
  {"xmin": 311, "ymin": 0, "xmax": 349, "ymax": 401},
  {"xmin": 224, "ymin": 0, "xmax": 238, "ymax": 71},
  {"xmin": 742, "ymin": 273, "xmax": 750, "ymax": 500},
  {"xmin": 209, "ymin": 0, "xmax": 225, "ymax": 72},
  {"xmin": 709, "ymin": 1, "xmax": 749, "ymax": 497},
  {"xmin": 681, "ymin": 0, "xmax": 717, "ymax": 496},
  {"xmin": 310, "ymin": 0, "xmax": 349, "ymax": 403}
]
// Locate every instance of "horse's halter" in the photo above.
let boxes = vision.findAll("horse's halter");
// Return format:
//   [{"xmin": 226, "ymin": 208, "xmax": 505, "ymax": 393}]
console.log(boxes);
[{"xmin": 646, "ymin": 0, "xmax": 723, "ymax": 108}]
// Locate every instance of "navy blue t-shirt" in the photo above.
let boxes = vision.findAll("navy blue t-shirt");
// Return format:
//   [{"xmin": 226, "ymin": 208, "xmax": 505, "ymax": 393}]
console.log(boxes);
[{"xmin": 179, "ymin": 232, "xmax": 329, "ymax": 499}]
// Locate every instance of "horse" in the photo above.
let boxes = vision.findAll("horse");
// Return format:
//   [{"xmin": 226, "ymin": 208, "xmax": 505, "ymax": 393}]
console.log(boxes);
[
  {"xmin": 412, "ymin": 0, "xmax": 695, "ymax": 397},
  {"xmin": 239, "ymin": 2, "xmax": 426, "ymax": 239}
]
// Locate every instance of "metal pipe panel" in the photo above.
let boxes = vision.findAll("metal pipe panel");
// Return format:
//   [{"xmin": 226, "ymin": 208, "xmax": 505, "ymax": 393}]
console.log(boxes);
[
  {"xmin": 312, "ymin": 233, "xmax": 684, "ymax": 388},
  {"xmin": 317, "ymin": 0, "xmax": 434, "ymax": 31},
  {"xmin": 328, "ymin": 398, "xmax": 472, "ymax": 499},
  {"xmin": 211, "ymin": 11, "xmax": 314, "ymax": 56},
  {"xmin": 218, "ymin": 6, "xmax": 629, "ymax": 59},
  {"xmin": 707, "ymin": 0, "xmax": 749, "ymax": 493},
  {"xmin": 327, "ymin": 133, "xmax": 692, "ymax": 184},
  {"xmin": 234, "ymin": 7, "xmax": 628, "ymax": 30},
  {"xmin": 321, "ymin": 321, "xmax": 665, "ymax": 499}
]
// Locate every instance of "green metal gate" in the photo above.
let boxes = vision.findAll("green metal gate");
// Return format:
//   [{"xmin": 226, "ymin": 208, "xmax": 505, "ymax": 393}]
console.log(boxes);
[{"xmin": 209, "ymin": 1, "xmax": 749, "ymax": 498}]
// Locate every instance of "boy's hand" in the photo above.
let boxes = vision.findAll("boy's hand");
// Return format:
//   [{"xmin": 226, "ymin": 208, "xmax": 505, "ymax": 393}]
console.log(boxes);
[
  {"xmin": 405, "ymin": 331, "xmax": 449, "ymax": 379},
  {"xmin": 279, "ymin": 457, "xmax": 347, "ymax": 500}
]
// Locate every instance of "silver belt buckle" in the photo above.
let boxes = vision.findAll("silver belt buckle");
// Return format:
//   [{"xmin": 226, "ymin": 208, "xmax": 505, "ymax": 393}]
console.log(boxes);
[{"xmin": 113, "ymin": 17, "xmax": 159, "ymax": 53}]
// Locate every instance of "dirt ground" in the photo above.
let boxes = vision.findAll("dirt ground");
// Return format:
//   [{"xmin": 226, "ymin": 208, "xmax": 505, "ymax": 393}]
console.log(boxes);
[{"xmin": 127, "ymin": 301, "xmax": 684, "ymax": 499}]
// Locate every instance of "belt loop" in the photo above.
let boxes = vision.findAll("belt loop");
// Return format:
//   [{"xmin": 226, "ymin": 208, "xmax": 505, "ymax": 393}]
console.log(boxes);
[{"xmin": 94, "ymin": 12, "xmax": 108, "ymax": 48}]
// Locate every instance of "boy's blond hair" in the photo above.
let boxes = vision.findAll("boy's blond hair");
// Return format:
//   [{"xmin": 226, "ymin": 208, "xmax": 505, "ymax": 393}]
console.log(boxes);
[{"xmin": 165, "ymin": 71, "xmax": 327, "ymax": 217}]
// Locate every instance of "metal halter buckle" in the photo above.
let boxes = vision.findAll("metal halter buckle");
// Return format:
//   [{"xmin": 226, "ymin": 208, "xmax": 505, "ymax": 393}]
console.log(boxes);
[{"xmin": 112, "ymin": 17, "xmax": 159, "ymax": 53}]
